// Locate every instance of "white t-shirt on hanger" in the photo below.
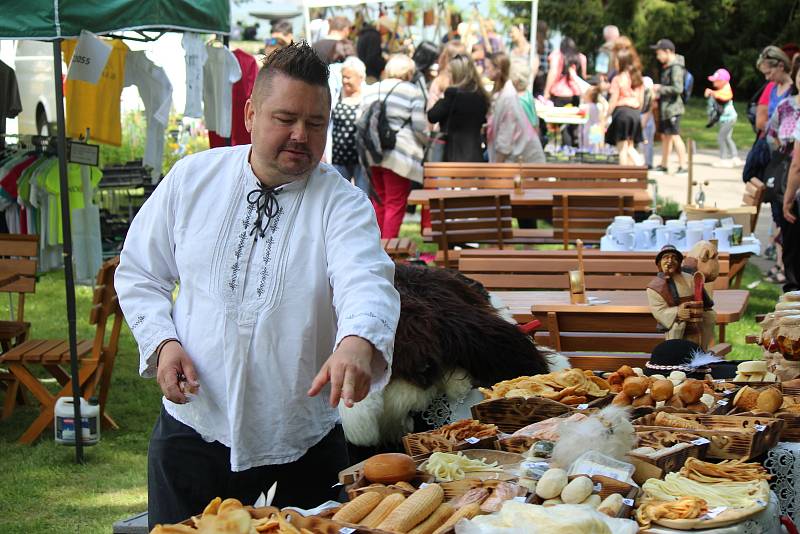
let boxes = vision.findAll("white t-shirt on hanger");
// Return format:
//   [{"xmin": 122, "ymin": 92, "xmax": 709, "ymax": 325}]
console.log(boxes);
[
  {"xmin": 182, "ymin": 33, "xmax": 207, "ymax": 118},
  {"xmin": 124, "ymin": 50, "xmax": 173, "ymax": 181},
  {"xmin": 203, "ymin": 45, "xmax": 242, "ymax": 138}
]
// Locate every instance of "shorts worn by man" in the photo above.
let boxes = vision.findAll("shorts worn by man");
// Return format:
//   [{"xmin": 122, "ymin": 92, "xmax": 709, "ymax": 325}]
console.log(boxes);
[{"xmin": 115, "ymin": 43, "xmax": 401, "ymax": 528}]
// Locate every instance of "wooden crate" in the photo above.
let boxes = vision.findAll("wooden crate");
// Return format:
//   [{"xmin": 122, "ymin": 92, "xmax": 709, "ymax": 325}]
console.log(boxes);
[
  {"xmin": 471, "ymin": 395, "xmax": 609, "ymax": 433},
  {"xmin": 498, "ymin": 435, "xmax": 538, "ymax": 454},
  {"xmin": 346, "ymin": 472, "xmax": 434, "ymax": 501},
  {"xmin": 629, "ymin": 431, "xmax": 710, "ymax": 475},
  {"xmin": 402, "ymin": 430, "xmax": 499, "ymax": 456},
  {"xmin": 632, "ymin": 413, "xmax": 784, "ymax": 460},
  {"xmin": 726, "ymin": 406, "xmax": 800, "ymax": 443}
]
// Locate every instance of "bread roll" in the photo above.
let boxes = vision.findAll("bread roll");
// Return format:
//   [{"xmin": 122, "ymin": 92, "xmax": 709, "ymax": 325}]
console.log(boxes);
[
  {"xmin": 618, "ymin": 365, "xmax": 636, "ymax": 378},
  {"xmin": 364, "ymin": 453, "xmax": 417, "ymax": 484},
  {"xmin": 622, "ymin": 376, "xmax": 649, "ymax": 398},
  {"xmin": 665, "ymin": 395, "xmax": 685, "ymax": 409},
  {"xmin": 678, "ymin": 379, "xmax": 704, "ymax": 405},
  {"xmin": 669, "ymin": 371, "xmax": 687, "ymax": 382},
  {"xmin": 650, "ymin": 379, "xmax": 674, "ymax": 402},
  {"xmin": 685, "ymin": 402, "xmax": 708, "ymax": 413},
  {"xmin": 651, "ymin": 374, "xmax": 667, "ymax": 381},
  {"xmin": 733, "ymin": 386, "xmax": 760, "ymax": 411},
  {"xmin": 612, "ymin": 391, "xmax": 632, "ymax": 406},
  {"xmin": 632, "ymin": 394, "xmax": 655, "ymax": 407},
  {"xmin": 756, "ymin": 387, "xmax": 783, "ymax": 414},
  {"xmin": 700, "ymin": 394, "xmax": 715, "ymax": 408}
]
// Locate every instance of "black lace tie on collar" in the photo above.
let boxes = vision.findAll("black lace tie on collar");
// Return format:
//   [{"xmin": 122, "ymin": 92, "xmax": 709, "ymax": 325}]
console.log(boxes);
[{"xmin": 247, "ymin": 183, "xmax": 281, "ymax": 240}]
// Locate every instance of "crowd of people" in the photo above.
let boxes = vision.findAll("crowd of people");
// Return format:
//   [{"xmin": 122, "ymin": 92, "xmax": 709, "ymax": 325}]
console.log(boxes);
[{"xmin": 267, "ymin": 15, "xmax": 799, "ymax": 252}]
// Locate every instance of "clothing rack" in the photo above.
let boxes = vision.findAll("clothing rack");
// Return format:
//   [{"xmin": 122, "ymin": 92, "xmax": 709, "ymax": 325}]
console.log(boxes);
[{"xmin": 97, "ymin": 160, "xmax": 154, "ymax": 259}]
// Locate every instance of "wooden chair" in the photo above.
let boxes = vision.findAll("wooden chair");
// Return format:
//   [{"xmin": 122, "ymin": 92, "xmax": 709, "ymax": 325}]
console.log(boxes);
[
  {"xmin": 742, "ymin": 177, "xmax": 766, "ymax": 233},
  {"xmin": 429, "ymin": 194, "xmax": 514, "ymax": 268},
  {"xmin": 0, "ymin": 257, "xmax": 123, "ymax": 444},
  {"xmin": 534, "ymin": 307, "xmax": 731, "ymax": 372},
  {"xmin": 0, "ymin": 234, "xmax": 39, "ymax": 419},
  {"xmin": 553, "ymin": 194, "xmax": 634, "ymax": 249},
  {"xmin": 381, "ymin": 238, "xmax": 418, "ymax": 261}
]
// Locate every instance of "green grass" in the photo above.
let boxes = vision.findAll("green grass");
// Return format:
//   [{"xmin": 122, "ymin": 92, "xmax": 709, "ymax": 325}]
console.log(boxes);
[
  {"xmin": 679, "ymin": 99, "xmax": 754, "ymax": 153},
  {"xmin": 0, "ymin": 255, "xmax": 778, "ymax": 532}
]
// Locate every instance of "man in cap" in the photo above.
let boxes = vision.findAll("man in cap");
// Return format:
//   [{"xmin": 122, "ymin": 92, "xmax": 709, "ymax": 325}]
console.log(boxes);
[
  {"xmin": 646, "ymin": 245, "xmax": 716, "ymax": 349},
  {"xmin": 651, "ymin": 38, "xmax": 688, "ymax": 175}
]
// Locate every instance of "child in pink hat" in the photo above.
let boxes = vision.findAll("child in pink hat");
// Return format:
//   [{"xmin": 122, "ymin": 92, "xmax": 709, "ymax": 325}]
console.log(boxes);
[{"xmin": 704, "ymin": 68, "xmax": 740, "ymax": 167}]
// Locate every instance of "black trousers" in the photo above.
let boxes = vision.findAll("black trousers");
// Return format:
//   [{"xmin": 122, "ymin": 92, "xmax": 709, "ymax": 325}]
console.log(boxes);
[
  {"xmin": 147, "ymin": 407, "xmax": 349, "ymax": 529},
  {"xmin": 782, "ymin": 199, "xmax": 800, "ymax": 292}
]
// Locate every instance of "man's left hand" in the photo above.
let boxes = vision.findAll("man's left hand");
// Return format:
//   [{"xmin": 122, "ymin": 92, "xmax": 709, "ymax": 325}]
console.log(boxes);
[{"xmin": 308, "ymin": 336, "xmax": 374, "ymax": 408}]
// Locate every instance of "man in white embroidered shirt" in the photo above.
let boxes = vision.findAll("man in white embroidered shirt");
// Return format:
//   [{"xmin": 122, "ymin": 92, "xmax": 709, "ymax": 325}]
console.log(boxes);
[{"xmin": 115, "ymin": 43, "xmax": 400, "ymax": 528}]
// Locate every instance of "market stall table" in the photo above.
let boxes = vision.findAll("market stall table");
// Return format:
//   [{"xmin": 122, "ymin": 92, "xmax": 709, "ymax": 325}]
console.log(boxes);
[
  {"xmin": 408, "ymin": 187, "xmax": 652, "ymax": 222},
  {"xmin": 493, "ymin": 289, "xmax": 749, "ymax": 342}
]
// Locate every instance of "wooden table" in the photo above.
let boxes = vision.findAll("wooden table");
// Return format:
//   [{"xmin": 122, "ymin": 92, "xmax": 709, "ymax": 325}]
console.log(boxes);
[
  {"xmin": 408, "ymin": 188, "xmax": 652, "ymax": 220},
  {"xmin": 494, "ymin": 289, "xmax": 749, "ymax": 343}
]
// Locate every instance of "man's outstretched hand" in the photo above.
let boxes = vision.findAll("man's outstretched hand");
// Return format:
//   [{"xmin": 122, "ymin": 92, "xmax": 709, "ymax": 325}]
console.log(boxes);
[{"xmin": 308, "ymin": 336, "xmax": 374, "ymax": 408}]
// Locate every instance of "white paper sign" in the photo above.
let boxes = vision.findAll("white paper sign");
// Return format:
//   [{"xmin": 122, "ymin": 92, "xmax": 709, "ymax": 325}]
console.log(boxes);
[
  {"xmin": 622, "ymin": 498, "xmax": 634, "ymax": 506},
  {"xmin": 465, "ymin": 437, "xmax": 480, "ymax": 444},
  {"xmin": 704, "ymin": 506, "xmax": 727, "ymax": 519},
  {"xmin": 339, "ymin": 528, "xmax": 356, "ymax": 534},
  {"xmin": 67, "ymin": 30, "xmax": 112, "ymax": 84},
  {"xmin": 716, "ymin": 399, "xmax": 729, "ymax": 406},
  {"xmin": 691, "ymin": 438, "xmax": 710, "ymax": 446},
  {"xmin": 576, "ymin": 403, "xmax": 589, "ymax": 410},
  {"xmin": 754, "ymin": 424, "xmax": 767, "ymax": 432}
]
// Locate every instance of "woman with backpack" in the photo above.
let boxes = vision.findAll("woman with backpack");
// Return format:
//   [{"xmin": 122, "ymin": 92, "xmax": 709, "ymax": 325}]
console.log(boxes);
[
  {"xmin": 358, "ymin": 54, "xmax": 427, "ymax": 239},
  {"xmin": 427, "ymin": 54, "xmax": 489, "ymax": 163},
  {"xmin": 543, "ymin": 37, "xmax": 587, "ymax": 147}
]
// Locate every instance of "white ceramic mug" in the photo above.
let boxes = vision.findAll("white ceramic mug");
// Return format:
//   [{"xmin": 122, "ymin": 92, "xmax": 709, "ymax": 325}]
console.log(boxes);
[
  {"xmin": 686, "ymin": 228, "xmax": 704, "ymax": 247},
  {"xmin": 655, "ymin": 227, "xmax": 669, "ymax": 248},
  {"xmin": 714, "ymin": 227, "xmax": 732, "ymax": 251}
]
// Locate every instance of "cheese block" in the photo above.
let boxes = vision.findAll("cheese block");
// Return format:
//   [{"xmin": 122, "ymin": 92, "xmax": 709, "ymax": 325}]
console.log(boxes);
[{"xmin": 737, "ymin": 361, "xmax": 767, "ymax": 374}]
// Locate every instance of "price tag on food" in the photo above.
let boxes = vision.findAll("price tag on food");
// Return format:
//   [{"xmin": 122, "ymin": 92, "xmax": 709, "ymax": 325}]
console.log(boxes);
[
  {"xmin": 593, "ymin": 483, "xmax": 602, "ymax": 493},
  {"xmin": 464, "ymin": 437, "xmax": 480, "ymax": 444},
  {"xmin": 704, "ymin": 506, "xmax": 728, "ymax": 519},
  {"xmin": 754, "ymin": 424, "xmax": 767, "ymax": 432},
  {"xmin": 691, "ymin": 437, "xmax": 711, "ymax": 446},
  {"xmin": 339, "ymin": 528, "xmax": 356, "ymax": 534},
  {"xmin": 622, "ymin": 498, "xmax": 634, "ymax": 507},
  {"xmin": 576, "ymin": 403, "xmax": 589, "ymax": 410},
  {"xmin": 716, "ymin": 399, "xmax": 729, "ymax": 406},
  {"xmin": 756, "ymin": 499, "xmax": 767, "ymax": 507}
]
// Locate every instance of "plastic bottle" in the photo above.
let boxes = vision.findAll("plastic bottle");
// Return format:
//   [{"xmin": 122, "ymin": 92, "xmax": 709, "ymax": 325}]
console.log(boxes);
[{"xmin": 54, "ymin": 396, "xmax": 100, "ymax": 446}]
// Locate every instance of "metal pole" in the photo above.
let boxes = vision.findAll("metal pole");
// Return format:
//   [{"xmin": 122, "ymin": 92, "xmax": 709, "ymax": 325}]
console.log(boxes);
[
  {"xmin": 687, "ymin": 137, "xmax": 694, "ymax": 206},
  {"xmin": 53, "ymin": 39, "xmax": 83, "ymax": 463}
]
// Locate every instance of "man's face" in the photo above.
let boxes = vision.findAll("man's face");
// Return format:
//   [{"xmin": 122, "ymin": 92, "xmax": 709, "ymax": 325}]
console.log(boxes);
[
  {"xmin": 245, "ymin": 73, "xmax": 330, "ymax": 182},
  {"xmin": 655, "ymin": 49, "xmax": 669, "ymax": 64},
  {"xmin": 659, "ymin": 252, "xmax": 680, "ymax": 275}
]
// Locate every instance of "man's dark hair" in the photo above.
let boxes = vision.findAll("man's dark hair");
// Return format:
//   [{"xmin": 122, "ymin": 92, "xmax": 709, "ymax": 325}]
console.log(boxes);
[{"xmin": 254, "ymin": 41, "xmax": 330, "ymax": 102}]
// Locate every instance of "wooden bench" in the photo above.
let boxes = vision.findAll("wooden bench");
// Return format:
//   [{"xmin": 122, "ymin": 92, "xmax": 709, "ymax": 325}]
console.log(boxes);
[
  {"xmin": 458, "ymin": 249, "xmax": 732, "ymax": 290},
  {"xmin": 423, "ymin": 162, "xmax": 649, "ymax": 190},
  {"xmin": 534, "ymin": 307, "xmax": 731, "ymax": 372}
]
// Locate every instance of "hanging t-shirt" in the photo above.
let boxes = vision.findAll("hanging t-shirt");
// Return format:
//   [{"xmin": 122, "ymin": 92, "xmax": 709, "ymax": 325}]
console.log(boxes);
[
  {"xmin": 182, "ymin": 33, "xmax": 208, "ymax": 118},
  {"xmin": 42, "ymin": 162, "xmax": 101, "ymax": 244},
  {"xmin": 203, "ymin": 45, "xmax": 242, "ymax": 138},
  {"xmin": 63, "ymin": 39, "xmax": 128, "ymax": 145},
  {"xmin": 230, "ymin": 49, "xmax": 259, "ymax": 146},
  {"xmin": 124, "ymin": 50, "xmax": 173, "ymax": 181},
  {"xmin": 0, "ymin": 60, "xmax": 22, "ymax": 139}
]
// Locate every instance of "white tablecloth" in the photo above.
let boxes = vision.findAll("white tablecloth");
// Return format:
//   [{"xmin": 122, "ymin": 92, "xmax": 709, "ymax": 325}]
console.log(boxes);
[{"xmin": 766, "ymin": 441, "xmax": 800, "ymax": 523}]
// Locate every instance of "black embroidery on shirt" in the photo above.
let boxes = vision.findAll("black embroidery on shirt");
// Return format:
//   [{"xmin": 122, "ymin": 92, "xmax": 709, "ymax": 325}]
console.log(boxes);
[
  {"xmin": 229, "ymin": 203, "xmax": 256, "ymax": 292},
  {"xmin": 343, "ymin": 311, "xmax": 393, "ymax": 331},
  {"xmin": 256, "ymin": 207, "xmax": 284, "ymax": 298},
  {"xmin": 130, "ymin": 315, "xmax": 145, "ymax": 329}
]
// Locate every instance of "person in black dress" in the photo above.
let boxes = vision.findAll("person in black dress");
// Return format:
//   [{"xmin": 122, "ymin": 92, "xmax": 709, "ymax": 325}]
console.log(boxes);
[{"xmin": 427, "ymin": 54, "xmax": 490, "ymax": 162}]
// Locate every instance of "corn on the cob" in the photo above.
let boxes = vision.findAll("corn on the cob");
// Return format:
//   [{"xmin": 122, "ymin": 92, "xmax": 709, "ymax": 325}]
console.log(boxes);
[
  {"xmin": 377, "ymin": 484, "xmax": 444, "ymax": 532},
  {"xmin": 332, "ymin": 491, "xmax": 383, "ymax": 523},
  {"xmin": 407, "ymin": 503, "xmax": 454, "ymax": 534},
  {"xmin": 360, "ymin": 493, "xmax": 407, "ymax": 528},
  {"xmin": 431, "ymin": 502, "xmax": 481, "ymax": 534}
]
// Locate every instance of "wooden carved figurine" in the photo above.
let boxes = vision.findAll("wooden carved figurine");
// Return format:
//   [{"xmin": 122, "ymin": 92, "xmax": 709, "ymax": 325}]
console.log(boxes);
[{"xmin": 646, "ymin": 245, "xmax": 717, "ymax": 350}]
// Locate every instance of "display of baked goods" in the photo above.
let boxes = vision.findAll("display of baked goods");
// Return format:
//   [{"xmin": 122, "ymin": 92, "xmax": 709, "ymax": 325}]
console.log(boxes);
[
  {"xmin": 478, "ymin": 368, "xmax": 610, "ymax": 403},
  {"xmin": 733, "ymin": 386, "xmax": 783, "ymax": 414},
  {"xmin": 430, "ymin": 419, "xmax": 498, "ymax": 442},
  {"xmin": 605, "ymin": 365, "xmax": 717, "ymax": 413},
  {"xmin": 733, "ymin": 360, "xmax": 777, "ymax": 383},
  {"xmin": 422, "ymin": 451, "xmax": 504, "ymax": 482},
  {"xmin": 404, "ymin": 419, "xmax": 500, "ymax": 455},
  {"xmin": 364, "ymin": 453, "xmax": 418, "ymax": 484},
  {"xmin": 630, "ymin": 430, "xmax": 706, "ymax": 460},
  {"xmin": 636, "ymin": 496, "xmax": 708, "ymax": 528},
  {"xmin": 150, "ymin": 497, "xmax": 319, "ymax": 534}
]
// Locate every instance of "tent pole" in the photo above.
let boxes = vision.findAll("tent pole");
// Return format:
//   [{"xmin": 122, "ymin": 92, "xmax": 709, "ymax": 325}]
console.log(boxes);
[
  {"xmin": 529, "ymin": 0, "xmax": 538, "ymax": 76},
  {"xmin": 52, "ymin": 38, "xmax": 84, "ymax": 464}
]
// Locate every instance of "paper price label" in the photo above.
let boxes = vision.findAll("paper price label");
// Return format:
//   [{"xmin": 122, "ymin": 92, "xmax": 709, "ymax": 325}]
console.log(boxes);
[
  {"xmin": 340, "ymin": 528, "xmax": 356, "ymax": 534},
  {"xmin": 754, "ymin": 424, "xmax": 766, "ymax": 432},
  {"xmin": 419, "ymin": 482, "xmax": 430, "ymax": 489},
  {"xmin": 513, "ymin": 496, "xmax": 527, "ymax": 503},
  {"xmin": 576, "ymin": 403, "xmax": 589, "ymax": 410},
  {"xmin": 756, "ymin": 499, "xmax": 767, "ymax": 507},
  {"xmin": 704, "ymin": 506, "xmax": 727, "ymax": 519},
  {"xmin": 716, "ymin": 399, "xmax": 729, "ymax": 406},
  {"xmin": 622, "ymin": 498, "xmax": 634, "ymax": 506},
  {"xmin": 593, "ymin": 483, "xmax": 602, "ymax": 492},
  {"xmin": 522, "ymin": 461, "xmax": 549, "ymax": 470},
  {"xmin": 691, "ymin": 438, "xmax": 710, "ymax": 446},
  {"xmin": 464, "ymin": 437, "xmax": 480, "ymax": 444}
]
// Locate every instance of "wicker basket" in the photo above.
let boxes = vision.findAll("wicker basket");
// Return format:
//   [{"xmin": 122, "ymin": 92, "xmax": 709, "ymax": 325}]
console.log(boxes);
[
  {"xmin": 345, "ymin": 472, "xmax": 433, "ymax": 501},
  {"xmin": 469, "ymin": 394, "xmax": 615, "ymax": 433},
  {"xmin": 726, "ymin": 407, "xmax": 800, "ymax": 443},
  {"xmin": 498, "ymin": 435, "xmax": 538, "ymax": 454},
  {"xmin": 633, "ymin": 412, "xmax": 785, "ymax": 460},
  {"xmin": 439, "ymin": 478, "xmax": 527, "ymax": 503},
  {"xmin": 181, "ymin": 506, "xmax": 347, "ymax": 534},
  {"xmin": 402, "ymin": 431, "xmax": 499, "ymax": 456},
  {"xmin": 630, "ymin": 431, "xmax": 710, "ymax": 474}
]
